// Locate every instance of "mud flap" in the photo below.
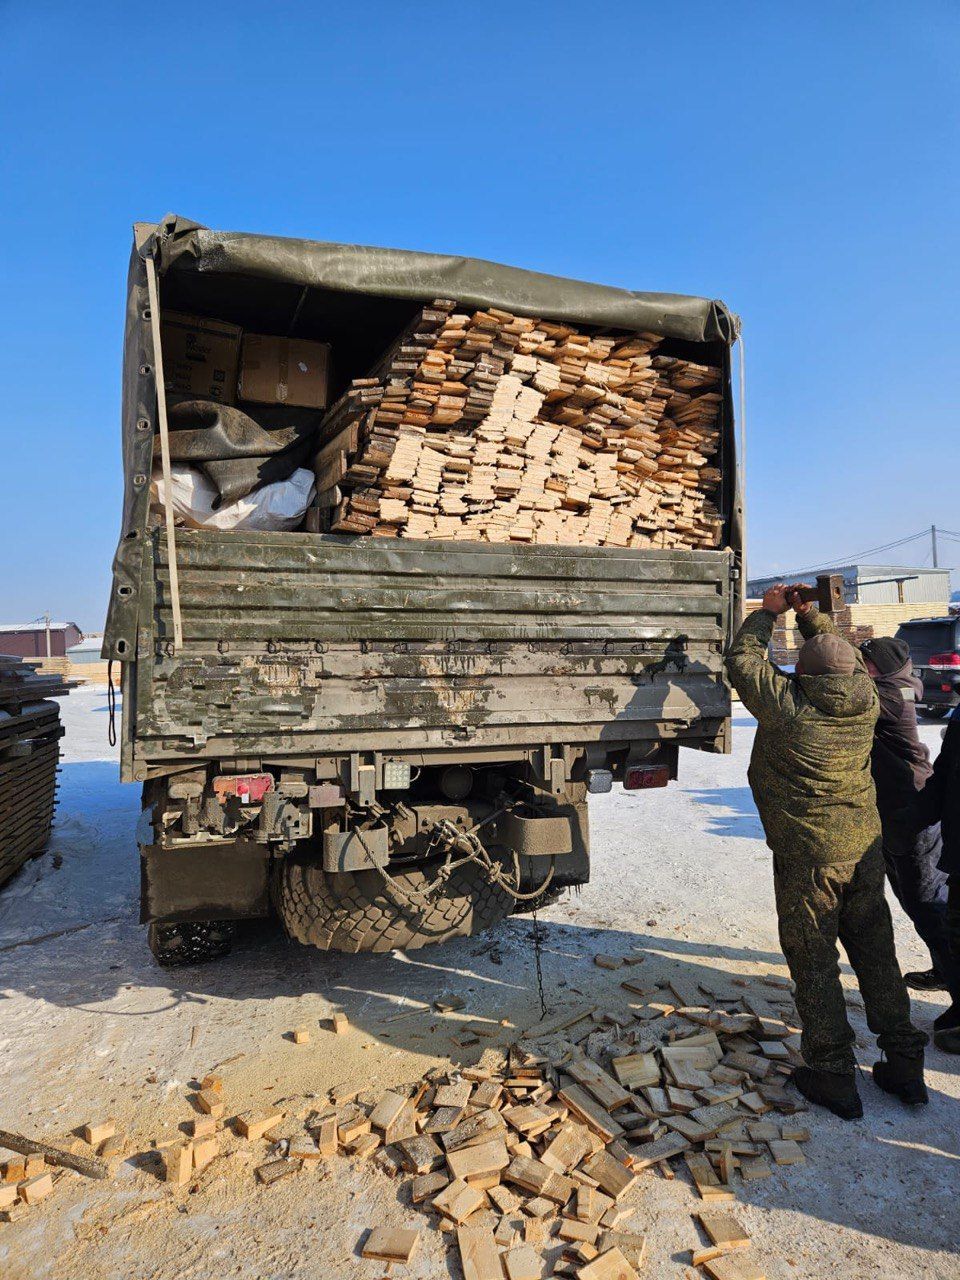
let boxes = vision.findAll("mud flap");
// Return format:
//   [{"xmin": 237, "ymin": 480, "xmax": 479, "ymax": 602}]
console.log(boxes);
[
  {"xmin": 140, "ymin": 840, "xmax": 271, "ymax": 924},
  {"xmin": 511, "ymin": 802, "xmax": 590, "ymax": 893}
]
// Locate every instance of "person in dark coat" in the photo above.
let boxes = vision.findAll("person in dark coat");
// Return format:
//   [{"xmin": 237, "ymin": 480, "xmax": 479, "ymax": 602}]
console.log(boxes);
[
  {"xmin": 859, "ymin": 635, "xmax": 951, "ymax": 989},
  {"xmin": 913, "ymin": 706, "xmax": 960, "ymax": 1052},
  {"xmin": 726, "ymin": 585, "xmax": 927, "ymax": 1118}
]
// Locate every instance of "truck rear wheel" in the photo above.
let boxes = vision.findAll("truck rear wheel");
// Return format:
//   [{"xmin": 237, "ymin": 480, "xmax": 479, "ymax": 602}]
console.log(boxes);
[
  {"xmin": 147, "ymin": 920, "xmax": 236, "ymax": 966},
  {"xmin": 274, "ymin": 856, "xmax": 515, "ymax": 953}
]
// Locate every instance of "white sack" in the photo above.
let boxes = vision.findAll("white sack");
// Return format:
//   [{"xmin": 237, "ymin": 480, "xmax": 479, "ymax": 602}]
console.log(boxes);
[{"xmin": 153, "ymin": 465, "xmax": 315, "ymax": 532}]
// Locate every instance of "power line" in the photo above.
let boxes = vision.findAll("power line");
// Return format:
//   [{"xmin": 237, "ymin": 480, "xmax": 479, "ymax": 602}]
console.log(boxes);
[
  {"xmin": 754, "ymin": 525, "xmax": 960, "ymax": 582},
  {"xmin": 768, "ymin": 528, "xmax": 931, "ymax": 580}
]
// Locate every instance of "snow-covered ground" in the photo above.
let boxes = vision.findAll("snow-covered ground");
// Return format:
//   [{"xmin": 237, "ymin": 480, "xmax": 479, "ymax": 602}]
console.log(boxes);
[{"xmin": 0, "ymin": 686, "xmax": 957, "ymax": 1279}]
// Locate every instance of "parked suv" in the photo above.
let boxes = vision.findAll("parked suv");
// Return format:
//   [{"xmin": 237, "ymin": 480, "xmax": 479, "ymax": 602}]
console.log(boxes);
[{"xmin": 895, "ymin": 615, "xmax": 960, "ymax": 719}]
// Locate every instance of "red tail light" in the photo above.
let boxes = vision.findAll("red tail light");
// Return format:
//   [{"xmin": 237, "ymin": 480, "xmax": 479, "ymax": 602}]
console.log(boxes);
[
  {"xmin": 212, "ymin": 773, "xmax": 274, "ymax": 804},
  {"xmin": 930, "ymin": 652, "xmax": 960, "ymax": 668},
  {"xmin": 625, "ymin": 765, "xmax": 670, "ymax": 790}
]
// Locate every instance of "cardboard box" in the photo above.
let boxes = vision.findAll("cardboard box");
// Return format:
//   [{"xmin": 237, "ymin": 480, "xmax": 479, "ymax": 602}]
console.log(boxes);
[
  {"xmin": 161, "ymin": 311, "xmax": 241, "ymax": 403},
  {"xmin": 239, "ymin": 334, "xmax": 331, "ymax": 409}
]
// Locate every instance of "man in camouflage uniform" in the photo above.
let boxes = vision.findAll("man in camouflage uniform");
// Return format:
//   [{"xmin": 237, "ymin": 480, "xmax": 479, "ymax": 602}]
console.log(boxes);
[{"xmin": 726, "ymin": 583, "xmax": 927, "ymax": 1118}]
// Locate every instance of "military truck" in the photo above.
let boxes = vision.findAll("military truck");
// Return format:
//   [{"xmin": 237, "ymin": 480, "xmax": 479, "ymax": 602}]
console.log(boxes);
[{"xmin": 104, "ymin": 216, "xmax": 742, "ymax": 964}]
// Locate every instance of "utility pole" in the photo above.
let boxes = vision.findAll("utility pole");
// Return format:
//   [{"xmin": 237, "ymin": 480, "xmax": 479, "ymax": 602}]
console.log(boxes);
[
  {"xmin": 44, "ymin": 612, "xmax": 51, "ymax": 659},
  {"xmin": 931, "ymin": 524, "xmax": 939, "ymax": 568}
]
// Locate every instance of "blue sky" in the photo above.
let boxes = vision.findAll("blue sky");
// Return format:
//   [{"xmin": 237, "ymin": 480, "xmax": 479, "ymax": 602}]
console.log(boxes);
[{"xmin": 1, "ymin": 2, "xmax": 958, "ymax": 631}]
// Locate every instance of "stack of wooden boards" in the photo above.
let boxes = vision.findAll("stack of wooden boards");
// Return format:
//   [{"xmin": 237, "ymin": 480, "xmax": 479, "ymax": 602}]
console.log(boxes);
[
  {"xmin": 0, "ymin": 655, "xmax": 72, "ymax": 888},
  {"xmin": 314, "ymin": 300, "xmax": 725, "ymax": 549}
]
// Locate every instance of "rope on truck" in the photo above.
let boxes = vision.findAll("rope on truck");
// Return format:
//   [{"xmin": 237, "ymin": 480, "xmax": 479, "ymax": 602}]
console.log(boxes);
[{"xmin": 353, "ymin": 808, "xmax": 555, "ymax": 908}]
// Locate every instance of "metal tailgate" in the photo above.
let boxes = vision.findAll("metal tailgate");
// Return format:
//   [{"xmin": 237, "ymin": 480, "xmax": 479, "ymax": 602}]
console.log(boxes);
[{"xmin": 128, "ymin": 529, "xmax": 733, "ymax": 772}]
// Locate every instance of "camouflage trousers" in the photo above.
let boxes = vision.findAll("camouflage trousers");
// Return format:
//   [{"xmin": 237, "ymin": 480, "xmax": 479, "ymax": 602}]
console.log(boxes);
[{"xmin": 772, "ymin": 843, "xmax": 928, "ymax": 1074}]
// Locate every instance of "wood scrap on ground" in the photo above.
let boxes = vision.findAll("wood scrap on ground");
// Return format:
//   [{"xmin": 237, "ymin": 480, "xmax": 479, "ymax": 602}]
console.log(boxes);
[
  {"xmin": 361, "ymin": 1225, "xmax": 420, "ymax": 1263},
  {"xmin": 0, "ymin": 968, "xmax": 811, "ymax": 1280}
]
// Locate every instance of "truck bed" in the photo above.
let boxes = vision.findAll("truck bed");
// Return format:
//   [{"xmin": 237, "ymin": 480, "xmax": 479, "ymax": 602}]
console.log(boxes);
[{"xmin": 124, "ymin": 528, "xmax": 733, "ymax": 778}]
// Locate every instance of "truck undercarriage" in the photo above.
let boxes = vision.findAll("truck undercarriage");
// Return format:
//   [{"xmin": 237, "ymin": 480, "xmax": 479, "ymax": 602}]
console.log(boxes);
[{"xmin": 139, "ymin": 739, "xmax": 685, "ymax": 963}]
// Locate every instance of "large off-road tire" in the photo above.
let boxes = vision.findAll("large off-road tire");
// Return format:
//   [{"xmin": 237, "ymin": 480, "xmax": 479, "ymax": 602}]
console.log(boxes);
[
  {"xmin": 273, "ymin": 856, "xmax": 514, "ymax": 953},
  {"xmin": 147, "ymin": 920, "xmax": 236, "ymax": 966}
]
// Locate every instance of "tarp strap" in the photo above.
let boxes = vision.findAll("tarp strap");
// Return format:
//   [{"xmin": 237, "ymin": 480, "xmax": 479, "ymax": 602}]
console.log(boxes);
[{"xmin": 144, "ymin": 255, "xmax": 183, "ymax": 652}]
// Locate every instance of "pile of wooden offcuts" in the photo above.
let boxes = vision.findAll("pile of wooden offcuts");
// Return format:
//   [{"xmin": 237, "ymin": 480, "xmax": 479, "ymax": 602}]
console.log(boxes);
[
  {"xmin": 315, "ymin": 300, "xmax": 725, "ymax": 550},
  {"xmin": 347, "ymin": 973, "xmax": 808, "ymax": 1280},
  {"xmin": 1, "ymin": 972, "xmax": 811, "ymax": 1280},
  {"xmin": 0, "ymin": 655, "xmax": 72, "ymax": 888}
]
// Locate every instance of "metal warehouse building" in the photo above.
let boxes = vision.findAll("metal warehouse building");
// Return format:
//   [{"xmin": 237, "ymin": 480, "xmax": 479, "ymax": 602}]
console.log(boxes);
[
  {"xmin": 748, "ymin": 565, "xmax": 951, "ymax": 607},
  {"xmin": 0, "ymin": 621, "xmax": 83, "ymax": 659}
]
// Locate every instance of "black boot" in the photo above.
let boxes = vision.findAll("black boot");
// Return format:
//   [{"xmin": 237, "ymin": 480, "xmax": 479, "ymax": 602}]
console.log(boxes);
[
  {"xmin": 873, "ymin": 1052, "xmax": 929, "ymax": 1105},
  {"xmin": 903, "ymin": 967, "xmax": 948, "ymax": 992},
  {"xmin": 792, "ymin": 1065, "xmax": 863, "ymax": 1120},
  {"xmin": 933, "ymin": 1002, "xmax": 960, "ymax": 1054}
]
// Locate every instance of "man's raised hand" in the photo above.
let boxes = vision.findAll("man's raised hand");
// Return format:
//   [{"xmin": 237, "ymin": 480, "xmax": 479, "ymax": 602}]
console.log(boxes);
[
  {"xmin": 762, "ymin": 583, "xmax": 789, "ymax": 616},
  {"xmin": 786, "ymin": 582, "xmax": 814, "ymax": 616}
]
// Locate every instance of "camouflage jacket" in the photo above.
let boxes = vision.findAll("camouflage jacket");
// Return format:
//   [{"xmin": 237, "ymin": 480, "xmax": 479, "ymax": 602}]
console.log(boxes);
[{"xmin": 725, "ymin": 608, "xmax": 881, "ymax": 865}]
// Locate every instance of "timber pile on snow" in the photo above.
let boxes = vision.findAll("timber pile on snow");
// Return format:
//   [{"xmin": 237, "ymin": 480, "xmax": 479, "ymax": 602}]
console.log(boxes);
[
  {"xmin": 0, "ymin": 655, "xmax": 71, "ymax": 888},
  {"xmin": 313, "ymin": 301, "xmax": 725, "ymax": 550}
]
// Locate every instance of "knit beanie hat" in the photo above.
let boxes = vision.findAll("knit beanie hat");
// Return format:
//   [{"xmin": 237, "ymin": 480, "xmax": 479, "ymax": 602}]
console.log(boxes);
[
  {"xmin": 860, "ymin": 637, "xmax": 911, "ymax": 675},
  {"xmin": 796, "ymin": 633, "xmax": 858, "ymax": 677}
]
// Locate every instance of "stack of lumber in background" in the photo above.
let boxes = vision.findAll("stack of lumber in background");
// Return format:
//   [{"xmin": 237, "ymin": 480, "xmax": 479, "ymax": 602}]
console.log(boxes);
[
  {"xmin": 745, "ymin": 602, "xmax": 876, "ymax": 666},
  {"xmin": 313, "ymin": 301, "xmax": 724, "ymax": 549},
  {"xmin": 28, "ymin": 654, "xmax": 111, "ymax": 685},
  {"xmin": 0, "ymin": 655, "xmax": 72, "ymax": 888}
]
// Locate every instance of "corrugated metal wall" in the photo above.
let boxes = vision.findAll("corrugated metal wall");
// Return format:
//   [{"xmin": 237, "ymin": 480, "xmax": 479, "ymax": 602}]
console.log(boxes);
[
  {"xmin": 747, "ymin": 565, "xmax": 950, "ymax": 606},
  {"xmin": 849, "ymin": 566, "xmax": 951, "ymax": 604}
]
